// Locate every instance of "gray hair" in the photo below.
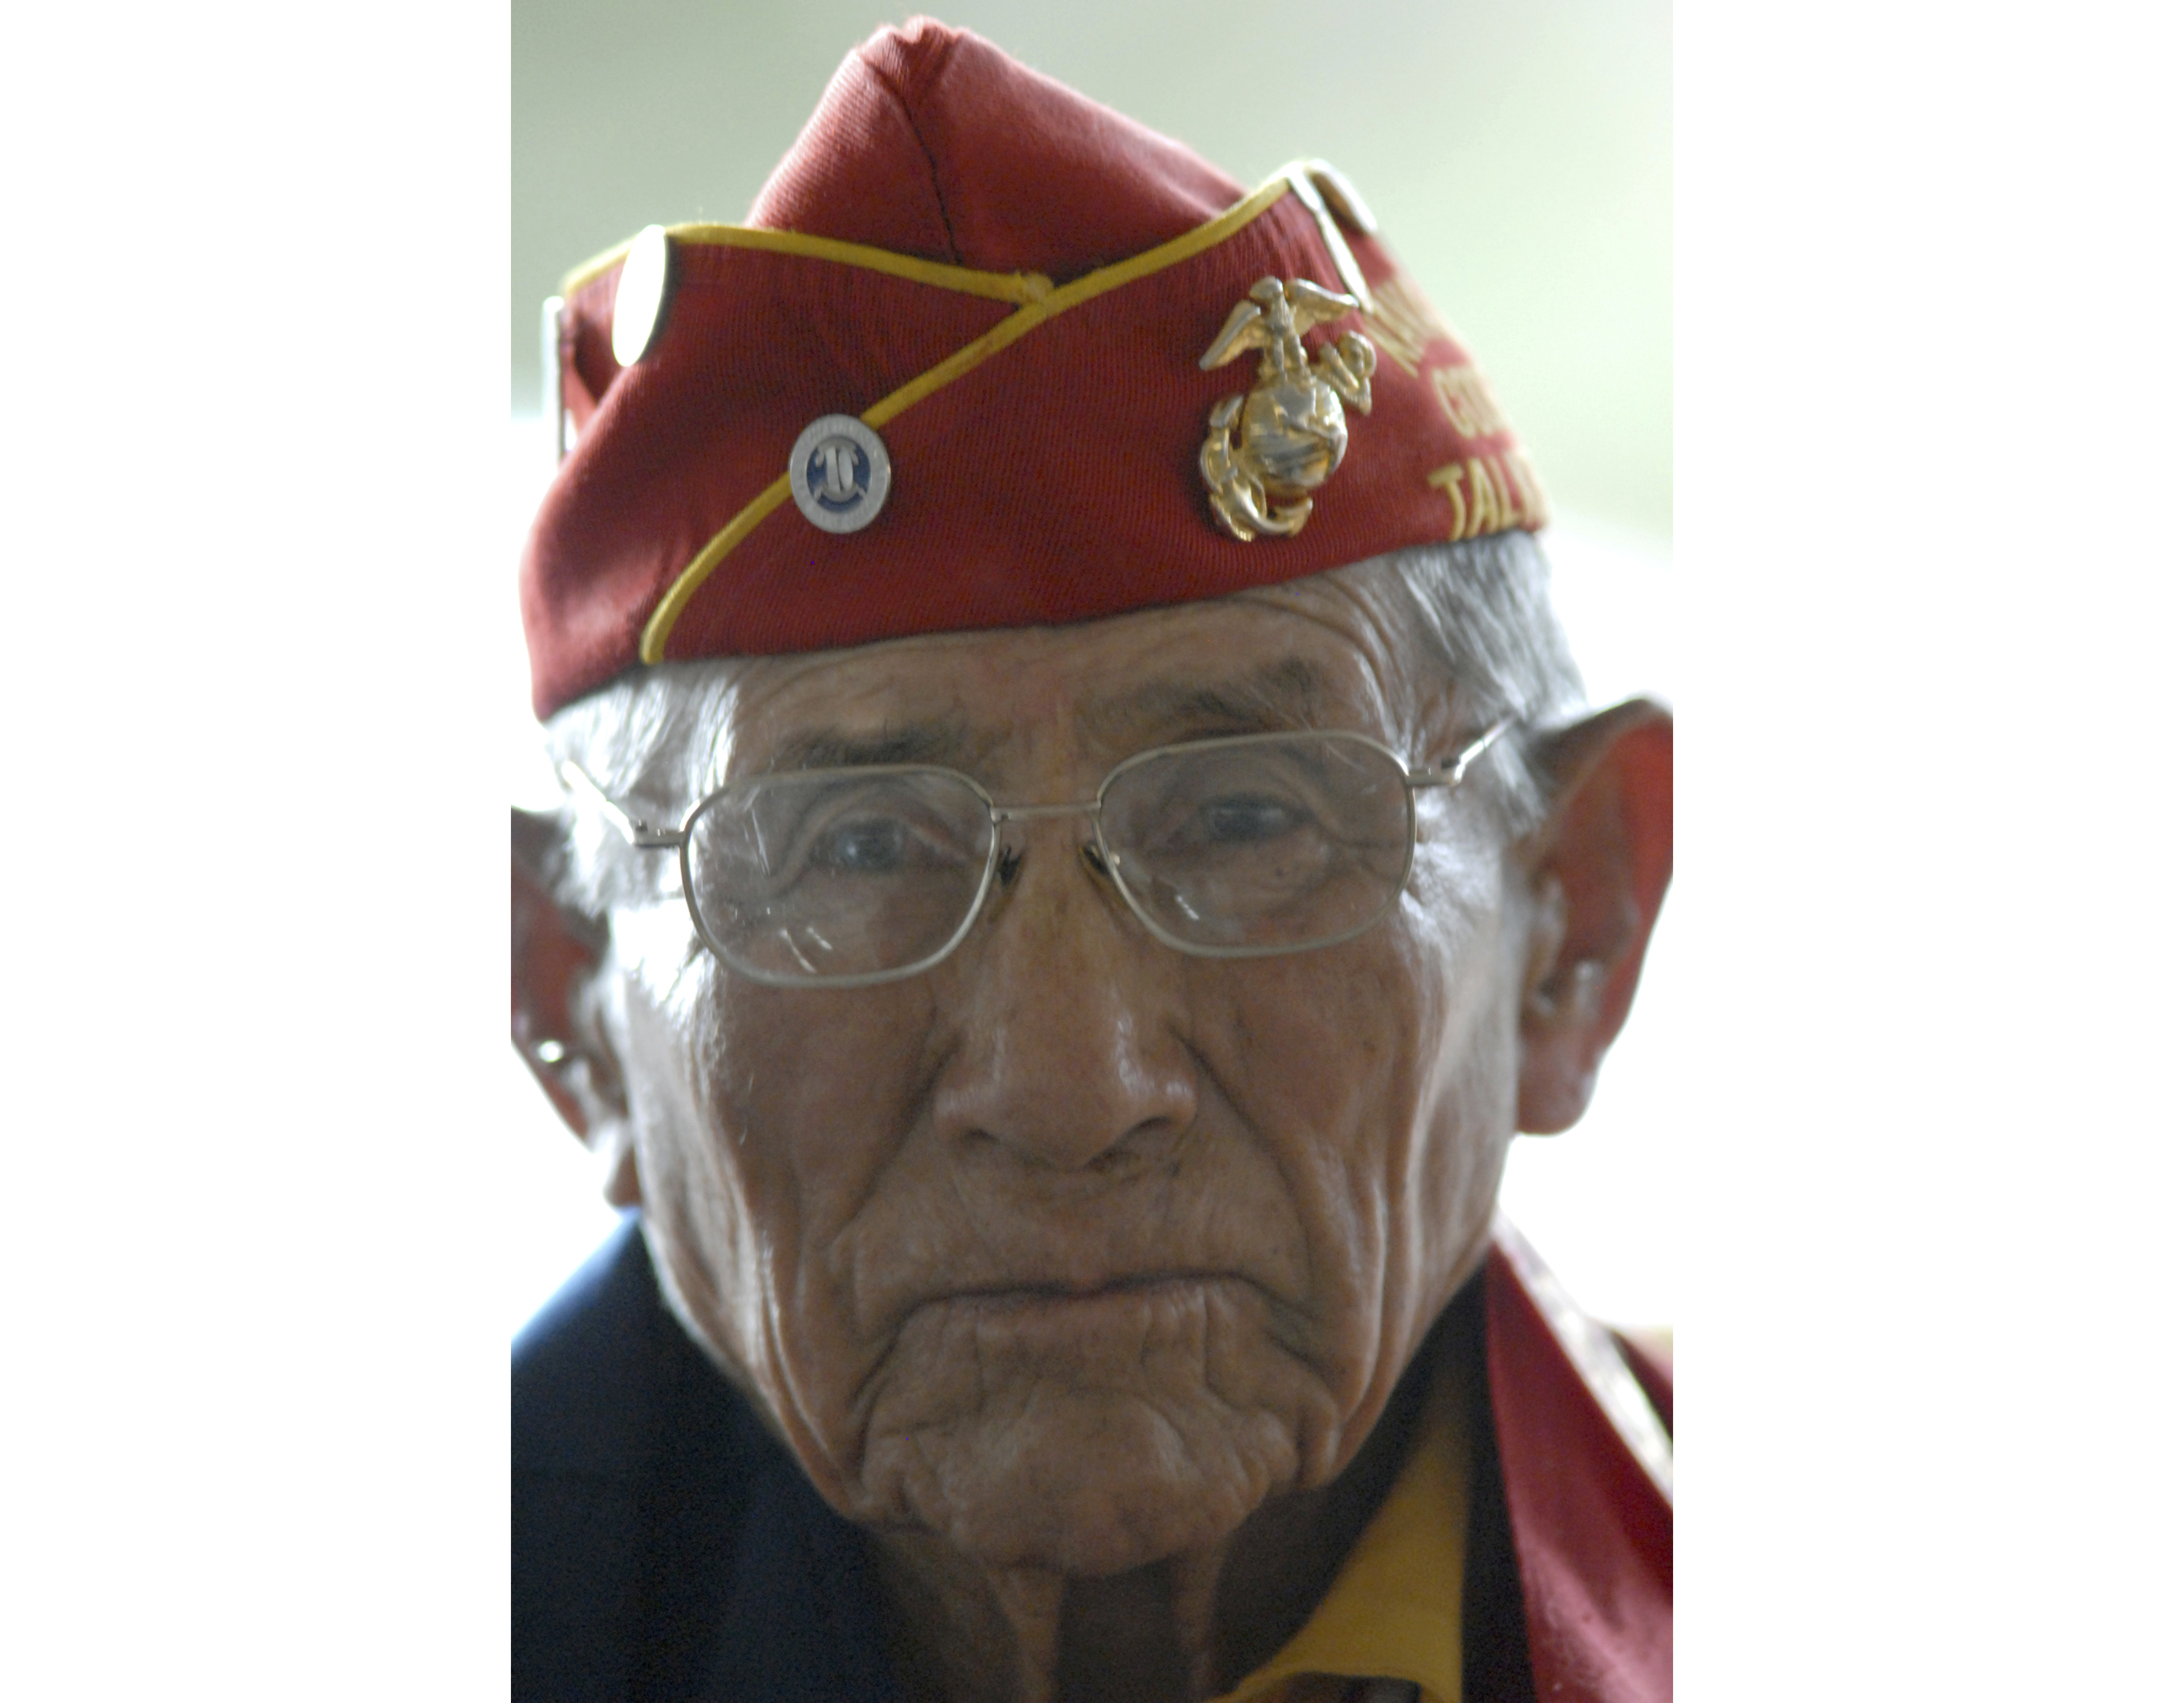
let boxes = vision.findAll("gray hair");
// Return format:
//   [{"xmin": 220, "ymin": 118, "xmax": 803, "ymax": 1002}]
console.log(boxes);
[
  {"xmin": 543, "ymin": 530, "xmax": 1585, "ymax": 915},
  {"xmin": 1332, "ymin": 530, "xmax": 1586, "ymax": 835}
]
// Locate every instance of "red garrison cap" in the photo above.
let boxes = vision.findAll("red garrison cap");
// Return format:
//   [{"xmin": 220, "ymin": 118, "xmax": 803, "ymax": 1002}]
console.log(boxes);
[{"xmin": 522, "ymin": 18, "xmax": 1545, "ymax": 719}]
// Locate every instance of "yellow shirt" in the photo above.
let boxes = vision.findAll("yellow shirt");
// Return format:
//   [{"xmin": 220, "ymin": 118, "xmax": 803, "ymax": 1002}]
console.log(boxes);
[{"xmin": 1209, "ymin": 1359, "xmax": 1470, "ymax": 1703}]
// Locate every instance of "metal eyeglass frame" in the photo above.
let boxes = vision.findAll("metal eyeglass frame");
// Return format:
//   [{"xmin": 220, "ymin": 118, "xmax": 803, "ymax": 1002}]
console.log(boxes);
[{"xmin": 557, "ymin": 718, "xmax": 1514, "ymax": 989}]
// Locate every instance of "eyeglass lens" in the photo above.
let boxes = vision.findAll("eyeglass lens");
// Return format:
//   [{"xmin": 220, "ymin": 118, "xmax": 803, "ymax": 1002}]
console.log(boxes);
[
  {"xmin": 686, "ymin": 769, "xmax": 997, "ymax": 981},
  {"xmin": 681, "ymin": 733, "xmax": 1414, "ymax": 983},
  {"xmin": 1100, "ymin": 735, "xmax": 1413, "ymax": 953}
]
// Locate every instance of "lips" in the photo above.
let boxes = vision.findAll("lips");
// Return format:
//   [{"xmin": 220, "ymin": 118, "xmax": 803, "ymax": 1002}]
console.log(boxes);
[
  {"xmin": 913, "ymin": 1273, "xmax": 1263, "ymax": 1353},
  {"xmin": 947, "ymin": 1270, "xmax": 1240, "ymax": 1308}
]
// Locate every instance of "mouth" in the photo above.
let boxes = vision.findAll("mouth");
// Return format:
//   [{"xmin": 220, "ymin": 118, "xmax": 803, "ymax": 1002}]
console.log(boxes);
[
  {"xmin": 951, "ymin": 1271, "xmax": 1235, "ymax": 1307},
  {"xmin": 925, "ymin": 1272, "xmax": 1256, "ymax": 1345}
]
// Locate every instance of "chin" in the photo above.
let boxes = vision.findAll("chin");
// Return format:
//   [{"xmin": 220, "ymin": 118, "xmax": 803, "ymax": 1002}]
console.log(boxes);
[
  {"xmin": 834, "ymin": 1282, "xmax": 1344, "ymax": 1575},
  {"xmin": 854, "ymin": 1386, "xmax": 1306, "ymax": 1576}
]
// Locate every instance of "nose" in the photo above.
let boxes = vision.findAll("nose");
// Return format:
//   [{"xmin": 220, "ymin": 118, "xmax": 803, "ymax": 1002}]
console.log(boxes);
[{"xmin": 929, "ymin": 825, "xmax": 1198, "ymax": 1177}]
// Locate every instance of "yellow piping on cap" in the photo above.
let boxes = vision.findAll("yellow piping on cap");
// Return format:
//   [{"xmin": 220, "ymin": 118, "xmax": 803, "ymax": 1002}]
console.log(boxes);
[
  {"xmin": 637, "ymin": 174, "xmax": 1294, "ymax": 664},
  {"xmin": 561, "ymin": 224, "xmax": 1055, "ymax": 304}
]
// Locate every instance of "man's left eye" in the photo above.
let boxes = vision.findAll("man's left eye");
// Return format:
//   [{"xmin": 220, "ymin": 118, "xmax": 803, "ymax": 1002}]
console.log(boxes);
[{"xmin": 1197, "ymin": 796, "xmax": 1303, "ymax": 845}]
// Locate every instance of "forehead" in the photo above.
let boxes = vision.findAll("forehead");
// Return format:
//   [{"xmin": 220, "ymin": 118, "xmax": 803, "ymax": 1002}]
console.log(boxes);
[{"xmin": 707, "ymin": 576, "xmax": 1420, "ymax": 778}]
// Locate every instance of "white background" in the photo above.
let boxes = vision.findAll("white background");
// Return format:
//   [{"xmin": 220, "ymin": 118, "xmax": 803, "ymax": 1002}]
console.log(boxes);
[{"xmin": 6, "ymin": 3, "xmax": 2182, "ymax": 1697}]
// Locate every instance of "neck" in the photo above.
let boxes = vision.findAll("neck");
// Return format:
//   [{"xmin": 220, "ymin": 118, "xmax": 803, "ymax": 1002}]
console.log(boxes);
[{"xmin": 869, "ymin": 1356, "xmax": 1436, "ymax": 1703}]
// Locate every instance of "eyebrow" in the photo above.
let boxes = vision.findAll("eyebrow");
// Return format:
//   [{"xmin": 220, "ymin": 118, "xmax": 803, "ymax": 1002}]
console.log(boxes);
[
  {"xmin": 761, "ymin": 716, "xmax": 986, "ymax": 774},
  {"xmin": 753, "ymin": 658, "xmax": 1339, "ymax": 778},
  {"xmin": 1079, "ymin": 657, "xmax": 1332, "ymax": 746}
]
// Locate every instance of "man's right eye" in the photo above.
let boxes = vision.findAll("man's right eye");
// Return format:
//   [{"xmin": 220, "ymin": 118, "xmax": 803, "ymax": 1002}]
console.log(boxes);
[{"xmin": 809, "ymin": 815, "xmax": 911, "ymax": 874}]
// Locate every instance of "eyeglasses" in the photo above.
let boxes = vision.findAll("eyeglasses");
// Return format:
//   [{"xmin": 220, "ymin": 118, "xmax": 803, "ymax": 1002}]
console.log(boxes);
[{"xmin": 559, "ymin": 720, "xmax": 1512, "ymax": 988}]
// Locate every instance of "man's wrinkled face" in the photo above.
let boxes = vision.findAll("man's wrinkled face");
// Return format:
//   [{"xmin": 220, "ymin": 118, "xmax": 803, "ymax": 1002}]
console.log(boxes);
[{"xmin": 605, "ymin": 579, "xmax": 1532, "ymax": 1577}]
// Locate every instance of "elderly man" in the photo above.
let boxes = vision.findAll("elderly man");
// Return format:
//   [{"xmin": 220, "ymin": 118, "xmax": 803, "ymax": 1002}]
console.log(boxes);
[{"xmin": 512, "ymin": 21, "xmax": 1671, "ymax": 1703}]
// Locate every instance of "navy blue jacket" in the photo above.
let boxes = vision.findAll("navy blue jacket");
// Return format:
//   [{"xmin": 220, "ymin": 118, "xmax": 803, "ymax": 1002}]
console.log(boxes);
[{"xmin": 514, "ymin": 1216, "xmax": 1539, "ymax": 1703}]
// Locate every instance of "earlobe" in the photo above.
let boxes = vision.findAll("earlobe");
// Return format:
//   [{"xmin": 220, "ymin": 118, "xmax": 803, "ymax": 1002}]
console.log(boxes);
[
  {"xmin": 514, "ymin": 807, "xmax": 640, "ymax": 1203},
  {"xmin": 1514, "ymin": 701, "xmax": 1673, "ymax": 1134}
]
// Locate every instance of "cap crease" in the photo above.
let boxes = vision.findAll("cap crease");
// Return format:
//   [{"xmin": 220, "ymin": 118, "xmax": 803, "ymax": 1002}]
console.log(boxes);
[{"xmin": 862, "ymin": 31, "xmax": 969, "ymax": 265}]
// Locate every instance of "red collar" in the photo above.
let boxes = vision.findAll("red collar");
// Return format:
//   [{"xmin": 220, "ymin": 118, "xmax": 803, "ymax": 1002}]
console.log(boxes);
[{"xmin": 1486, "ymin": 1218, "xmax": 1673, "ymax": 1702}]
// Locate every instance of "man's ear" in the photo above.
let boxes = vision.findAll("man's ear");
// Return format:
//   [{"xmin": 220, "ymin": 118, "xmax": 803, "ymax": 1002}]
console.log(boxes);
[
  {"xmin": 1515, "ymin": 699, "xmax": 1673, "ymax": 1134},
  {"xmin": 513, "ymin": 807, "xmax": 640, "ymax": 1207}
]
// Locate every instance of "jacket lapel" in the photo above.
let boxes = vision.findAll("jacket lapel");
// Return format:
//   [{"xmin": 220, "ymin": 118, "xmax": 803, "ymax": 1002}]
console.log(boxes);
[{"xmin": 1485, "ymin": 1217, "xmax": 1673, "ymax": 1703}]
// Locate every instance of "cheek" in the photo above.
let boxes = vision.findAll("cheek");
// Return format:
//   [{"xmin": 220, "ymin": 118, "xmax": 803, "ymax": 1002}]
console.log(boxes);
[
  {"xmin": 1218, "ymin": 867, "xmax": 1516, "ymax": 1396},
  {"xmin": 1216, "ymin": 907, "xmax": 1452, "ymax": 1144},
  {"xmin": 1212, "ymin": 950, "xmax": 1432, "ymax": 1212},
  {"xmin": 1399, "ymin": 850, "xmax": 1528, "ymax": 1304},
  {"xmin": 618, "ymin": 950, "xmax": 942, "ymax": 1410},
  {"xmin": 1192, "ymin": 932, "xmax": 1451, "ymax": 1342}
]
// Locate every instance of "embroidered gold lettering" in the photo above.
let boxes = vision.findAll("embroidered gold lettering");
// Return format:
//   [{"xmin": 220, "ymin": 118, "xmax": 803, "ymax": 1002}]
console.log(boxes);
[
  {"xmin": 1431, "ymin": 451, "xmax": 1548, "ymax": 539},
  {"xmin": 1360, "ymin": 274, "xmax": 1448, "ymax": 377},
  {"xmin": 1431, "ymin": 363, "xmax": 1510, "ymax": 441},
  {"xmin": 1467, "ymin": 458, "xmax": 1504, "ymax": 534},
  {"xmin": 1427, "ymin": 463, "xmax": 1468, "ymax": 538},
  {"xmin": 1490, "ymin": 453, "xmax": 1521, "ymax": 521}
]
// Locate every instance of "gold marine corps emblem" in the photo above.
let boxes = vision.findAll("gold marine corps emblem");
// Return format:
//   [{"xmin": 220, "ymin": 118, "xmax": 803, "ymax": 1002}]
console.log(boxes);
[{"xmin": 1198, "ymin": 275, "xmax": 1377, "ymax": 540}]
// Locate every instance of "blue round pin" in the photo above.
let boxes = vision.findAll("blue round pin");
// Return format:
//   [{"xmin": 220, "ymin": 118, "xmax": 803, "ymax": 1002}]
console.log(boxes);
[{"xmin": 789, "ymin": 416, "xmax": 891, "ymax": 534}]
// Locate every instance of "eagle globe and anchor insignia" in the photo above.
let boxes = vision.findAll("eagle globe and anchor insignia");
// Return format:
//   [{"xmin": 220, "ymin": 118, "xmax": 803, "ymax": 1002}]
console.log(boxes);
[{"xmin": 1198, "ymin": 276, "xmax": 1376, "ymax": 540}]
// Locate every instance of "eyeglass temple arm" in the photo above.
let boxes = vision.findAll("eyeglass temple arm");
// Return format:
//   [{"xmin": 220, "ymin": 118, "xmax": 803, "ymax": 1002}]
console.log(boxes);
[
  {"xmin": 1407, "ymin": 715, "xmax": 1516, "ymax": 790},
  {"xmin": 557, "ymin": 759, "xmax": 686, "ymax": 849}
]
